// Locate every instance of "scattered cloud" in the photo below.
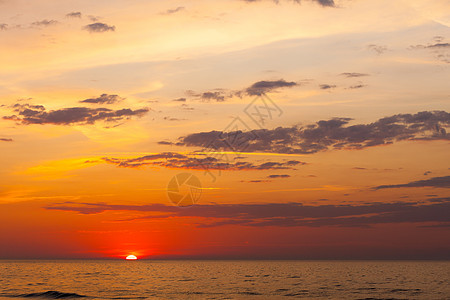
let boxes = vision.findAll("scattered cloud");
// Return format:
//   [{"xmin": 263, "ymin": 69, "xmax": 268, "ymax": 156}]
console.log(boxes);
[
  {"xmin": 374, "ymin": 176, "xmax": 450, "ymax": 190},
  {"xmin": 268, "ymin": 174, "xmax": 291, "ymax": 178},
  {"xmin": 410, "ymin": 39, "xmax": 450, "ymax": 64},
  {"xmin": 172, "ymin": 98, "xmax": 186, "ymax": 102},
  {"xmin": 0, "ymin": 138, "xmax": 13, "ymax": 142},
  {"xmin": 340, "ymin": 73, "xmax": 369, "ymax": 78},
  {"xmin": 83, "ymin": 22, "xmax": 115, "ymax": 33},
  {"xmin": 174, "ymin": 111, "xmax": 449, "ymax": 154},
  {"xmin": 102, "ymin": 152, "xmax": 305, "ymax": 171},
  {"xmin": 0, "ymin": 24, "xmax": 7, "ymax": 30},
  {"xmin": 241, "ymin": 0, "xmax": 335, "ymax": 8},
  {"xmin": 66, "ymin": 12, "xmax": 82, "ymax": 18},
  {"xmin": 368, "ymin": 44, "xmax": 387, "ymax": 55},
  {"xmin": 246, "ymin": 79, "xmax": 297, "ymax": 96},
  {"xmin": 201, "ymin": 92, "xmax": 226, "ymax": 102},
  {"xmin": 45, "ymin": 199, "xmax": 450, "ymax": 228},
  {"xmin": 80, "ymin": 94, "xmax": 124, "ymax": 104},
  {"xmin": 3, "ymin": 103, "xmax": 148, "ymax": 125},
  {"xmin": 32, "ymin": 20, "xmax": 58, "ymax": 27},
  {"xmin": 185, "ymin": 79, "xmax": 297, "ymax": 102}
]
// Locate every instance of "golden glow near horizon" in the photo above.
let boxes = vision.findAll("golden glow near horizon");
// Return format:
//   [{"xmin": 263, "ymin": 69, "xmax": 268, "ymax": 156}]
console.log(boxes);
[{"xmin": 0, "ymin": 0, "xmax": 449, "ymax": 259}]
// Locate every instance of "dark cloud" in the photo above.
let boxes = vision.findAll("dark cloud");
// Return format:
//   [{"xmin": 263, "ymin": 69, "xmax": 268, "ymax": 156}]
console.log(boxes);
[
  {"xmin": 83, "ymin": 22, "xmax": 115, "ymax": 33},
  {"xmin": 0, "ymin": 23, "xmax": 7, "ymax": 30},
  {"xmin": 426, "ymin": 43, "xmax": 450, "ymax": 49},
  {"xmin": 80, "ymin": 94, "xmax": 124, "ymax": 104},
  {"xmin": 241, "ymin": 0, "xmax": 335, "ymax": 7},
  {"xmin": 175, "ymin": 111, "xmax": 450, "ymax": 154},
  {"xmin": 32, "ymin": 20, "xmax": 58, "ymax": 27},
  {"xmin": 241, "ymin": 180, "xmax": 271, "ymax": 183},
  {"xmin": 0, "ymin": 138, "xmax": 13, "ymax": 142},
  {"xmin": 45, "ymin": 199, "xmax": 450, "ymax": 228},
  {"xmin": 185, "ymin": 79, "xmax": 297, "ymax": 102},
  {"xmin": 340, "ymin": 73, "xmax": 369, "ymax": 78},
  {"xmin": 172, "ymin": 98, "xmax": 186, "ymax": 102},
  {"xmin": 374, "ymin": 176, "xmax": 450, "ymax": 190},
  {"xmin": 66, "ymin": 12, "xmax": 82, "ymax": 18},
  {"xmin": 3, "ymin": 103, "xmax": 148, "ymax": 125},
  {"xmin": 268, "ymin": 174, "xmax": 290, "ymax": 178},
  {"xmin": 246, "ymin": 80, "xmax": 297, "ymax": 96},
  {"xmin": 348, "ymin": 84, "xmax": 366, "ymax": 89},
  {"xmin": 162, "ymin": 6, "xmax": 185, "ymax": 14},
  {"xmin": 102, "ymin": 152, "xmax": 305, "ymax": 171},
  {"xmin": 201, "ymin": 92, "xmax": 225, "ymax": 102},
  {"xmin": 319, "ymin": 84, "xmax": 336, "ymax": 90}
]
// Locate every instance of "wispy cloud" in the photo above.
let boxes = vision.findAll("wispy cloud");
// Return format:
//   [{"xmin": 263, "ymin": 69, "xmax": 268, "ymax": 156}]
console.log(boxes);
[
  {"xmin": 44, "ymin": 199, "xmax": 450, "ymax": 228},
  {"xmin": 102, "ymin": 152, "xmax": 305, "ymax": 171},
  {"xmin": 31, "ymin": 20, "xmax": 58, "ymax": 27},
  {"xmin": 80, "ymin": 94, "xmax": 124, "ymax": 105},
  {"xmin": 175, "ymin": 111, "xmax": 449, "ymax": 154},
  {"xmin": 340, "ymin": 73, "xmax": 369, "ymax": 78},
  {"xmin": 241, "ymin": 0, "xmax": 335, "ymax": 8},
  {"xmin": 162, "ymin": 6, "xmax": 185, "ymax": 15},
  {"xmin": 66, "ymin": 12, "xmax": 82, "ymax": 18},
  {"xmin": 374, "ymin": 176, "xmax": 450, "ymax": 190}
]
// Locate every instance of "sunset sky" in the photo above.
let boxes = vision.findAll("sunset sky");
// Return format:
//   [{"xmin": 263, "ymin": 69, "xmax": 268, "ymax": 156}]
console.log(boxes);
[{"xmin": 0, "ymin": 0, "xmax": 449, "ymax": 259}]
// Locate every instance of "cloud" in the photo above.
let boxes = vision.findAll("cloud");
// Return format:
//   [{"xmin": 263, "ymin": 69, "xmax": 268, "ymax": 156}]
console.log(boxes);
[
  {"xmin": 66, "ymin": 12, "xmax": 82, "ymax": 18},
  {"xmin": 175, "ymin": 111, "xmax": 450, "ymax": 154},
  {"xmin": 340, "ymin": 73, "xmax": 369, "ymax": 78},
  {"xmin": 3, "ymin": 103, "xmax": 149, "ymax": 125},
  {"xmin": 80, "ymin": 94, "xmax": 124, "ymax": 104},
  {"xmin": 0, "ymin": 138, "xmax": 13, "ymax": 142},
  {"xmin": 319, "ymin": 84, "xmax": 336, "ymax": 90},
  {"xmin": 45, "ymin": 199, "xmax": 450, "ymax": 228},
  {"xmin": 201, "ymin": 92, "xmax": 226, "ymax": 102},
  {"xmin": 268, "ymin": 174, "xmax": 291, "ymax": 178},
  {"xmin": 241, "ymin": 0, "xmax": 335, "ymax": 7},
  {"xmin": 410, "ymin": 39, "xmax": 450, "ymax": 64},
  {"xmin": 172, "ymin": 98, "xmax": 186, "ymax": 102},
  {"xmin": 32, "ymin": 20, "xmax": 58, "ymax": 27},
  {"xmin": 102, "ymin": 152, "xmax": 305, "ymax": 171},
  {"xmin": 368, "ymin": 44, "xmax": 387, "ymax": 55},
  {"xmin": 349, "ymin": 84, "xmax": 366, "ymax": 89},
  {"xmin": 246, "ymin": 79, "xmax": 297, "ymax": 96},
  {"xmin": 185, "ymin": 79, "xmax": 297, "ymax": 102},
  {"xmin": 374, "ymin": 176, "xmax": 450, "ymax": 190},
  {"xmin": 162, "ymin": 7, "xmax": 185, "ymax": 14},
  {"xmin": 83, "ymin": 22, "xmax": 115, "ymax": 33},
  {"xmin": 0, "ymin": 24, "xmax": 7, "ymax": 30}
]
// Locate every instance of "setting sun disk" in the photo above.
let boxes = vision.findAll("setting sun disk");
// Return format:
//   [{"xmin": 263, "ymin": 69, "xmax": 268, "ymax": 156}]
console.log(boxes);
[{"xmin": 126, "ymin": 255, "xmax": 138, "ymax": 260}]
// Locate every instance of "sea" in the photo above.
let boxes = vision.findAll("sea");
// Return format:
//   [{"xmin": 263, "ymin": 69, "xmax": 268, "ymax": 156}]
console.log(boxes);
[{"xmin": 0, "ymin": 260, "xmax": 448, "ymax": 299}]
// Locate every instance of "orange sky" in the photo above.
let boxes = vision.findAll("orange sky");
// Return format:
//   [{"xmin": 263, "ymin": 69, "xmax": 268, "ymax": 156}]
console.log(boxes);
[{"xmin": 0, "ymin": 0, "xmax": 449, "ymax": 259}]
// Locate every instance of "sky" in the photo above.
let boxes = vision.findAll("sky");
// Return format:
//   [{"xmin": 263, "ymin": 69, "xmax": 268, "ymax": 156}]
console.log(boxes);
[{"xmin": 0, "ymin": 0, "xmax": 449, "ymax": 259}]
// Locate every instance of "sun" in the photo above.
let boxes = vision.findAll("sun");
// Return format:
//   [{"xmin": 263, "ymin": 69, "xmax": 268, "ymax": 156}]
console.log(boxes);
[{"xmin": 125, "ymin": 255, "xmax": 138, "ymax": 260}]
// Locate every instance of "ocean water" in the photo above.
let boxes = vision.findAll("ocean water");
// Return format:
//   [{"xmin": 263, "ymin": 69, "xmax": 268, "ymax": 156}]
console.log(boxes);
[{"xmin": 0, "ymin": 260, "xmax": 448, "ymax": 299}]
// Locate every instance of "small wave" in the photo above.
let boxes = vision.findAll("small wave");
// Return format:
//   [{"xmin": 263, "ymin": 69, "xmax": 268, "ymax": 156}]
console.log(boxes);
[{"xmin": 17, "ymin": 291, "xmax": 87, "ymax": 299}]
